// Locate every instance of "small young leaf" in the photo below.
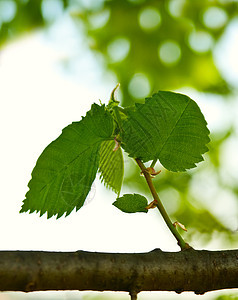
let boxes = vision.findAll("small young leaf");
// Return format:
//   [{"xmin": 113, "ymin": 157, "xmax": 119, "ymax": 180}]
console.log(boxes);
[
  {"xmin": 98, "ymin": 140, "xmax": 124, "ymax": 194},
  {"xmin": 121, "ymin": 91, "xmax": 210, "ymax": 172},
  {"xmin": 113, "ymin": 194, "xmax": 148, "ymax": 213},
  {"xmin": 21, "ymin": 104, "xmax": 114, "ymax": 219}
]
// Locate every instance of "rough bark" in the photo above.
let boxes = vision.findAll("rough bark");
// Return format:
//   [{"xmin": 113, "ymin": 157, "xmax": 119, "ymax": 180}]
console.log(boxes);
[{"xmin": 0, "ymin": 249, "xmax": 237, "ymax": 295}]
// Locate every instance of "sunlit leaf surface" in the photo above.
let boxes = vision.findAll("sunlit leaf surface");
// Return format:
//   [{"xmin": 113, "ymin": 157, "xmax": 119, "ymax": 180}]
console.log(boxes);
[
  {"xmin": 113, "ymin": 193, "xmax": 148, "ymax": 213},
  {"xmin": 99, "ymin": 139, "xmax": 124, "ymax": 194},
  {"xmin": 21, "ymin": 104, "xmax": 114, "ymax": 218},
  {"xmin": 122, "ymin": 91, "xmax": 210, "ymax": 171}
]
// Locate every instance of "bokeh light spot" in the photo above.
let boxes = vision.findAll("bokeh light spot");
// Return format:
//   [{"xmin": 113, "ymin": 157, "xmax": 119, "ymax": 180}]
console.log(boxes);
[
  {"xmin": 75, "ymin": 0, "xmax": 105, "ymax": 10},
  {"xmin": 188, "ymin": 30, "xmax": 214, "ymax": 53},
  {"xmin": 107, "ymin": 37, "xmax": 131, "ymax": 63},
  {"xmin": 203, "ymin": 6, "xmax": 228, "ymax": 30},
  {"xmin": 128, "ymin": 73, "xmax": 151, "ymax": 98},
  {"xmin": 158, "ymin": 40, "xmax": 181, "ymax": 65},
  {"xmin": 127, "ymin": 0, "xmax": 145, "ymax": 4},
  {"xmin": 168, "ymin": 0, "xmax": 186, "ymax": 18},
  {"xmin": 88, "ymin": 9, "xmax": 110, "ymax": 29},
  {"xmin": 41, "ymin": 0, "xmax": 64, "ymax": 22},
  {"xmin": 218, "ymin": 0, "xmax": 238, "ymax": 3},
  {"xmin": 138, "ymin": 7, "xmax": 161, "ymax": 31},
  {"xmin": 0, "ymin": 0, "xmax": 17, "ymax": 23}
]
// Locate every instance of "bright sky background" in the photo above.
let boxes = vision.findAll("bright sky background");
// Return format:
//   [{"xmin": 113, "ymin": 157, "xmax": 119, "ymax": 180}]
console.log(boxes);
[{"xmin": 0, "ymin": 13, "xmax": 238, "ymax": 300}]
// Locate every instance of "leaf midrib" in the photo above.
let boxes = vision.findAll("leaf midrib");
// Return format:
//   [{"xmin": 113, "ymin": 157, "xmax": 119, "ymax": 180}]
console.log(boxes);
[{"xmin": 156, "ymin": 99, "xmax": 191, "ymax": 158}]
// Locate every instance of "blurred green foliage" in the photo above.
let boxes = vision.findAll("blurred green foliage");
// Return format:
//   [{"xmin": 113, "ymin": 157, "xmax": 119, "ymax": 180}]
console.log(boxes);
[
  {"xmin": 215, "ymin": 294, "xmax": 238, "ymax": 300},
  {"xmin": 1, "ymin": 0, "xmax": 237, "ymax": 248},
  {"xmin": 80, "ymin": 0, "xmax": 237, "ymax": 105},
  {"xmin": 1, "ymin": 0, "xmax": 237, "ymax": 104},
  {"xmin": 0, "ymin": 0, "xmax": 43, "ymax": 44}
]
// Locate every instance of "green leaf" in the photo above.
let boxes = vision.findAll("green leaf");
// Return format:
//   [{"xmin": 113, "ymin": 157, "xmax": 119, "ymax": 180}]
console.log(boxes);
[
  {"xmin": 98, "ymin": 140, "xmax": 124, "ymax": 194},
  {"xmin": 21, "ymin": 104, "xmax": 114, "ymax": 219},
  {"xmin": 121, "ymin": 91, "xmax": 210, "ymax": 172},
  {"xmin": 113, "ymin": 194, "xmax": 148, "ymax": 213}
]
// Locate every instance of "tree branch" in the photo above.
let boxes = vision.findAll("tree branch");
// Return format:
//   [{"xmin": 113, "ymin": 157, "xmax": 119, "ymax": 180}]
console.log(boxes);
[{"xmin": 0, "ymin": 249, "xmax": 237, "ymax": 294}]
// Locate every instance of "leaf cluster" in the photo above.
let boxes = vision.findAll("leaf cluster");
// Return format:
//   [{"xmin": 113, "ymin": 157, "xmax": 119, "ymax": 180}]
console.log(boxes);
[{"xmin": 21, "ymin": 90, "xmax": 210, "ymax": 218}]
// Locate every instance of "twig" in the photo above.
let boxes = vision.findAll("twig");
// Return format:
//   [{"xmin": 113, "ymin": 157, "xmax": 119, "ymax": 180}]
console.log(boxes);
[
  {"xmin": 135, "ymin": 158, "xmax": 191, "ymax": 250},
  {"xmin": 129, "ymin": 291, "xmax": 138, "ymax": 299}
]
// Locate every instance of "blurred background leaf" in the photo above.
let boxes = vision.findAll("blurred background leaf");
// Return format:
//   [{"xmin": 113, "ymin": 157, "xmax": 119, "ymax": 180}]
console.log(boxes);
[{"xmin": 214, "ymin": 294, "xmax": 238, "ymax": 300}]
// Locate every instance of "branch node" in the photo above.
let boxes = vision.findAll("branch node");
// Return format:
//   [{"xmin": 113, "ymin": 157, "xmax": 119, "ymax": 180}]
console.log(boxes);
[
  {"xmin": 195, "ymin": 290, "xmax": 205, "ymax": 295},
  {"xmin": 129, "ymin": 290, "xmax": 138, "ymax": 300},
  {"xmin": 113, "ymin": 136, "xmax": 120, "ymax": 152},
  {"xmin": 140, "ymin": 167, "xmax": 161, "ymax": 178},
  {"xmin": 146, "ymin": 199, "xmax": 158, "ymax": 209},
  {"xmin": 173, "ymin": 221, "xmax": 187, "ymax": 232},
  {"xmin": 25, "ymin": 281, "xmax": 36, "ymax": 292}
]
